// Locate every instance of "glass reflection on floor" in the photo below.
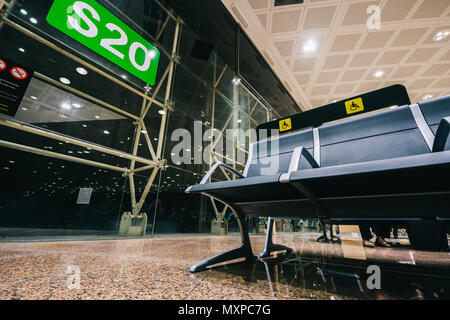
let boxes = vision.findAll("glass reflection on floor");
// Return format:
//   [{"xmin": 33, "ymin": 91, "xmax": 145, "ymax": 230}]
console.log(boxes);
[{"xmin": 201, "ymin": 231, "xmax": 450, "ymax": 300}]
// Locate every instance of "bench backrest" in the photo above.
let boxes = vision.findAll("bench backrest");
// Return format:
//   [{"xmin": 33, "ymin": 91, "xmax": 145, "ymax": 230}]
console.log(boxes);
[
  {"xmin": 319, "ymin": 105, "xmax": 430, "ymax": 167},
  {"xmin": 245, "ymin": 129, "xmax": 314, "ymax": 177},
  {"xmin": 419, "ymin": 96, "xmax": 450, "ymax": 134},
  {"xmin": 245, "ymin": 95, "xmax": 450, "ymax": 175}
]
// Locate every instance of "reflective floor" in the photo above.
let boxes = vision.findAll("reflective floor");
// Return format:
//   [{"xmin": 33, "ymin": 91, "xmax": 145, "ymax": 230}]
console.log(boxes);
[{"xmin": 0, "ymin": 233, "xmax": 449, "ymax": 300}]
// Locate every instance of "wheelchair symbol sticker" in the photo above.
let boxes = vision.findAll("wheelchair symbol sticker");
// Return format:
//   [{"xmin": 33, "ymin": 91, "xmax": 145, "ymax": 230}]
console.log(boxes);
[
  {"xmin": 345, "ymin": 97, "xmax": 364, "ymax": 115},
  {"xmin": 0, "ymin": 59, "xmax": 6, "ymax": 71},
  {"xmin": 279, "ymin": 118, "xmax": 292, "ymax": 132},
  {"xmin": 10, "ymin": 67, "xmax": 28, "ymax": 80}
]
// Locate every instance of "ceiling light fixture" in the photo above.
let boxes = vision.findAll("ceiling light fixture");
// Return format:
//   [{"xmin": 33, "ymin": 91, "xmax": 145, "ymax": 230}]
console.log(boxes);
[
  {"xmin": 30, "ymin": 17, "xmax": 37, "ymax": 24},
  {"xmin": 76, "ymin": 67, "xmax": 88, "ymax": 75},
  {"xmin": 61, "ymin": 102, "xmax": 71, "ymax": 110},
  {"xmin": 422, "ymin": 94, "xmax": 434, "ymax": 100},
  {"xmin": 433, "ymin": 30, "xmax": 450, "ymax": 42},
  {"xmin": 18, "ymin": 48, "xmax": 25, "ymax": 53},
  {"xmin": 72, "ymin": 103, "xmax": 81, "ymax": 108},
  {"xmin": 374, "ymin": 70, "xmax": 384, "ymax": 78},
  {"xmin": 30, "ymin": 96, "xmax": 37, "ymax": 100},
  {"xmin": 59, "ymin": 77, "xmax": 71, "ymax": 85},
  {"xmin": 302, "ymin": 39, "xmax": 318, "ymax": 53},
  {"xmin": 20, "ymin": 9, "xmax": 28, "ymax": 15},
  {"xmin": 158, "ymin": 110, "xmax": 166, "ymax": 115}
]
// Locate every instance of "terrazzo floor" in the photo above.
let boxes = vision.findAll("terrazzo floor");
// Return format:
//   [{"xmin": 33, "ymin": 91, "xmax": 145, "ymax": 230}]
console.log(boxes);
[{"xmin": 0, "ymin": 233, "xmax": 449, "ymax": 300}]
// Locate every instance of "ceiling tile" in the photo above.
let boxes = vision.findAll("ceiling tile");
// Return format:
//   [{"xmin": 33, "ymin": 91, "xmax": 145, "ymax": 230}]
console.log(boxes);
[
  {"xmin": 382, "ymin": 0, "xmax": 417, "ymax": 22},
  {"xmin": 355, "ymin": 82, "xmax": 382, "ymax": 95},
  {"xmin": 422, "ymin": 64, "xmax": 450, "ymax": 77},
  {"xmin": 409, "ymin": 78, "xmax": 435, "ymax": 90},
  {"xmin": 248, "ymin": 0, "xmax": 269, "ymax": 10},
  {"xmin": 341, "ymin": 1, "xmax": 379, "ymax": 26},
  {"xmin": 406, "ymin": 47, "xmax": 441, "ymax": 63},
  {"xmin": 412, "ymin": 0, "xmax": 450, "ymax": 19},
  {"xmin": 329, "ymin": 34, "xmax": 361, "ymax": 52},
  {"xmin": 391, "ymin": 28, "xmax": 428, "ymax": 46},
  {"xmin": 317, "ymin": 71, "xmax": 340, "ymax": 83},
  {"xmin": 340, "ymin": 69, "xmax": 367, "ymax": 82},
  {"xmin": 378, "ymin": 49, "xmax": 409, "ymax": 65},
  {"xmin": 294, "ymin": 73, "xmax": 311, "ymax": 86},
  {"xmin": 334, "ymin": 83, "xmax": 355, "ymax": 94},
  {"xmin": 349, "ymin": 52, "xmax": 379, "ymax": 67},
  {"xmin": 391, "ymin": 65, "xmax": 421, "ymax": 79},
  {"xmin": 293, "ymin": 57, "xmax": 316, "ymax": 72},
  {"xmin": 433, "ymin": 78, "xmax": 450, "ymax": 89},
  {"xmin": 440, "ymin": 50, "xmax": 450, "ymax": 61},
  {"xmin": 271, "ymin": 9, "xmax": 302, "ymax": 33},
  {"xmin": 323, "ymin": 54, "xmax": 349, "ymax": 69},
  {"xmin": 274, "ymin": 39, "xmax": 295, "ymax": 57},
  {"xmin": 312, "ymin": 85, "xmax": 333, "ymax": 96},
  {"xmin": 360, "ymin": 31, "xmax": 395, "ymax": 49},
  {"xmin": 257, "ymin": 13, "xmax": 268, "ymax": 30},
  {"xmin": 303, "ymin": 6, "xmax": 337, "ymax": 30}
]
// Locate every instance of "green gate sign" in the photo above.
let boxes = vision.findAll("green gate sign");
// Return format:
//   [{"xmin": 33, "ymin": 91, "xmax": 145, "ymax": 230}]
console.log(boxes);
[{"xmin": 47, "ymin": 0, "xmax": 160, "ymax": 85}]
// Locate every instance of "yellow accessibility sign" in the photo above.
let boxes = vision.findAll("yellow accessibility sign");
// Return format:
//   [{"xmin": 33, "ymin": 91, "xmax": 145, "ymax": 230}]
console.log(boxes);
[
  {"xmin": 279, "ymin": 118, "xmax": 292, "ymax": 132},
  {"xmin": 345, "ymin": 97, "xmax": 365, "ymax": 115}
]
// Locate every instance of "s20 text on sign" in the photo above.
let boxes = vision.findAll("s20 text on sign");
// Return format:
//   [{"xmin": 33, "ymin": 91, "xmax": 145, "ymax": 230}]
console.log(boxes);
[{"xmin": 47, "ymin": 0, "xmax": 160, "ymax": 85}]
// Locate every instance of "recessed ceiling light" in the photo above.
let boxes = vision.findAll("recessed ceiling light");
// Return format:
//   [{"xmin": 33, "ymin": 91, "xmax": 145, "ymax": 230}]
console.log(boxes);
[
  {"xmin": 95, "ymin": 115, "xmax": 100, "ymax": 119},
  {"xmin": 141, "ymin": 130, "xmax": 147, "ymax": 134},
  {"xmin": 18, "ymin": 48, "xmax": 25, "ymax": 53},
  {"xmin": 20, "ymin": 9, "xmax": 28, "ymax": 15},
  {"xmin": 76, "ymin": 67, "xmax": 88, "ymax": 75},
  {"xmin": 433, "ymin": 30, "xmax": 450, "ymax": 42},
  {"xmin": 302, "ymin": 39, "xmax": 318, "ymax": 53},
  {"xmin": 158, "ymin": 110, "xmax": 166, "ymax": 115},
  {"xmin": 72, "ymin": 103, "xmax": 81, "ymax": 108},
  {"xmin": 61, "ymin": 102, "xmax": 71, "ymax": 110},
  {"xmin": 121, "ymin": 75, "xmax": 128, "ymax": 79},
  {"xmin": 30, "ymin": 96, "xmax": 37, "ymax": 100},
  {"xmin": 422, "ymin": 94, "xmax": 434, "ymax": 100},
  {"xmin": 59, "ymin": 77, "xmax": 71, "ymax": 85},
  {"xmin": 21, "ymin": 107, "xmax": 28, "ymax": 111},
  {"xmin": 374, "ymin": 70, "xmax": 384, "ymax": 78},
  {"xmin": 30, "ymin": 17, "xmax": 37, "ymax": 24},
  {"xmin": 82, "ymin": 124, "xmax": 87, "ymax": 128},
  {"xmin": 103, "ymin": 130, "xmax": 110, "ymax": 135}
]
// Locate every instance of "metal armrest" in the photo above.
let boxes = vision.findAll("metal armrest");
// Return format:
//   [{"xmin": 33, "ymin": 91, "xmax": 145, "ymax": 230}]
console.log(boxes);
[
  {"xmin": 200, "ymin": 163, "xmax": 245, "ymax": 185},
  {"xmin": 433, "ymin": 117, "xmax": 450, "ymax": 152},
  {"xmin": 288, "ymin": 146, "xmax": 319, "ymax": 172},
  {"xmin": 280, "ymin": 147, "xmax": 319, "ymax": 183}
]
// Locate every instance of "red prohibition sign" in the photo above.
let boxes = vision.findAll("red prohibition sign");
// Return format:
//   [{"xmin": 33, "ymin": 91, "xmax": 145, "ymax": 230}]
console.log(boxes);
[
  {"xmin": 0, "ymin": 59, "xmax": 6, "ymax": 71},
  {"xmin": 10, "ymin": 66, "xmax": 28, "ymax": 80}
]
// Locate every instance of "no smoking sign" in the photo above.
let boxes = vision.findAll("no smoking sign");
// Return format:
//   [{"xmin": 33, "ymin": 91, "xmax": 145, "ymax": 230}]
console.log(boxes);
[
  {"xmin": 10, "ymin": 66, "xmax": 28, "ymax": 80},
  {"xmin": 0, "ymin": 56, "xmax": 33, "ymax": 117}
]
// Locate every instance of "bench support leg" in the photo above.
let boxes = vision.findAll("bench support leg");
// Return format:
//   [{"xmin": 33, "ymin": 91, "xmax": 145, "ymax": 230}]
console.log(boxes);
[
  {"xmin": 190, "ymin": 198, "xmax": 256, "ymax": 273},
  {"xmin": 260, "ymin": 218, "xmax": 293, "ymax": 259}
]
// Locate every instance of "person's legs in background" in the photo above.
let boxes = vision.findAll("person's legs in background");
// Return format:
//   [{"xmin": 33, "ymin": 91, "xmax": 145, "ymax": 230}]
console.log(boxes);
[
  {"xmin": 373, "ymin": 223, "xmax": 392, "ymax": 247},
  {"xmin": 359, "ymin": 223, "xmax": 375, "ymax": 247}
]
